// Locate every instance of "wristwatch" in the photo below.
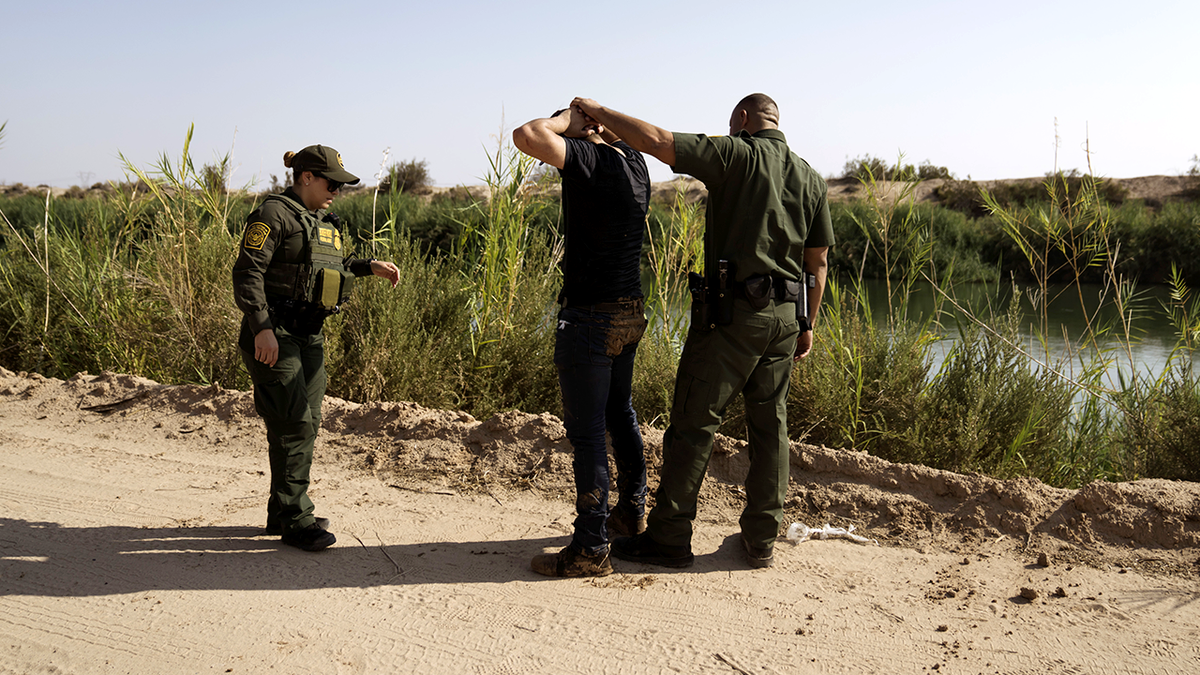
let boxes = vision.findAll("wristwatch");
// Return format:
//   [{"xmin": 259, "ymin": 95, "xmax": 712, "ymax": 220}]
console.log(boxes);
[{"xmin": 798, "ymin": 317, "xmax": 812, "ymax": 334}]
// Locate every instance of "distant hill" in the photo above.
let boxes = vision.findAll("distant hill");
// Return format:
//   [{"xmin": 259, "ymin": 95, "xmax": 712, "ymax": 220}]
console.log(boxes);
[
  {"xmin": 6, "ymin": 175, "xmax": 1195, "ymax": 209},
  {"xmin": 422, "ymin": 174, "xmax": 1197, "ymax": 208}
]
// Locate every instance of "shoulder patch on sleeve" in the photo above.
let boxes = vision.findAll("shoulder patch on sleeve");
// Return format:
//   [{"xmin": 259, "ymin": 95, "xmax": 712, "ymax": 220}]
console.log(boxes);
[{"xmin": 243, "ymin": 222, "xmax": 271, "ymax": 250}]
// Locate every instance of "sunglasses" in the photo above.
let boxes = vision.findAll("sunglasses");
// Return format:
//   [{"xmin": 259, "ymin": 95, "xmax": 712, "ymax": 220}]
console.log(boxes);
[{"xmin": 319, "ymin": 175, "xmax": 344, "ymax": 193}]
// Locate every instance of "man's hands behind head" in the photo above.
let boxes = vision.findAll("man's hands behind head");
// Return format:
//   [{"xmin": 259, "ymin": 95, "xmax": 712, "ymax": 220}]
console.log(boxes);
[{"xmin": 571, "ymin": 97, "xmax": 602, "ymax": 119}]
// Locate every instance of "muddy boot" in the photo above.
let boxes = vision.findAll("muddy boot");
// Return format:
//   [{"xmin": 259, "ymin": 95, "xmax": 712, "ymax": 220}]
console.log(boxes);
[
  {"xmin": 606, "ymin": 506, "xmax": 647, "ymax": 538},
  {"xmin": 531, "ymin": 546, "xmax": 613, "ymax": 578}
]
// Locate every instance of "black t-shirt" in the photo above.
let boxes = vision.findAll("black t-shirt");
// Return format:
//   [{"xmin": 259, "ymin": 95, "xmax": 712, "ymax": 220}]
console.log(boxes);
[{"xmin": 558, "ymin": 138, "xmax": 649, "ymax": 305}]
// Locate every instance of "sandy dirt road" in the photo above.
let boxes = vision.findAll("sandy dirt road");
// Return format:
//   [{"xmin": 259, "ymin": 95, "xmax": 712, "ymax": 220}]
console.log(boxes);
[{"xmin": 2, "ymin": 369, "xmax": 1198, "ymax": 674}]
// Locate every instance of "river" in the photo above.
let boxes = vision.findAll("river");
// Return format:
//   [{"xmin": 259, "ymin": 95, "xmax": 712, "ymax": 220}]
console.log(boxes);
[{"xmin": 854, "ymin": 278, "xmax": 1196, "ymax": 386}]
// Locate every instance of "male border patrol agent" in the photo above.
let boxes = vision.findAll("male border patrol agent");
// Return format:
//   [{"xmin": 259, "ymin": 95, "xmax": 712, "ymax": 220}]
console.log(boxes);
[
  {"xmin": 570, "ymin": 94, "xmax": 834, "ymax": 568},
  {"xmin": 232, "ymin": 144, "xmax": 399, "ymax": 552}
]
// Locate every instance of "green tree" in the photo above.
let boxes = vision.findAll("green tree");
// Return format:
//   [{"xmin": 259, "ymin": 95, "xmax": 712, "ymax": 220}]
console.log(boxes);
[{"xmin": 380, "ymin": 158, "xmax": 432, "ymax": 193}]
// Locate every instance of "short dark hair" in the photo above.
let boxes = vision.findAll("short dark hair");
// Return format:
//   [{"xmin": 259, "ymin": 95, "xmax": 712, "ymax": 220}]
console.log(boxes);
[
  {"xmin": 551, "ymin": 108, "xmax": 569, "ymax": 118},
  {"xmin": 736, "ymin": 93, "xmax": 779, "ymax": 124}
]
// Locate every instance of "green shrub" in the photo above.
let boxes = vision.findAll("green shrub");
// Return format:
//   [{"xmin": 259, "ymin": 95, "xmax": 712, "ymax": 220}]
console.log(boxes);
[
  {"xmin": 631, "ymin": 331, "xmax": 680, "ymax": 429},
  {"xmin": 936, "ymin": 170, "xmax": 1129, "ymax": 218},
  {"xmin": 327, "ymin": 227, "xmax": 554, "ymax": 415},
  {"xmin": 1115, "ymin": 364, "xmax": 1200, "ymax": 482},
  {"xmin": 915, "ymin": 308, "xmax": 1073, "ymax": 477},
  {"xmin": 379, "ymin": 158, "xmax": 433, "ymax": 193},
  {"xmin": 788, "ymin": 282, "xmax": 932, "ymax": 457},
  {"xmin": 829, "ymin": 202, "xmax": 998, "ymax": 284},
  {"xmin": 839, "ymin": 154, "xmax": 891, "ymax": 181},
  {"xmin": 839, "ymin": 154, "xmax": 954, "ymax": 181},
  {"xmin": 1117, "ymin": 201, "xmax": 1200, "ymax": 283}
]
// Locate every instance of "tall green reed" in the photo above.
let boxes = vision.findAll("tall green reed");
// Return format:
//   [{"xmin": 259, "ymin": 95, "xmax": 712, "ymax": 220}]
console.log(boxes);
[
  {"xmin": 792, "ymin": 277, "xmax": 936, "ymax": 459},
  {"xmin": 1, "ymin": 128, "xmax": 565, "ymax": 419},
  {"xmin": 915, "ymin": 301, "xmax": 1074, "ymax": 478},
  {"xmin": 1, "ymin": 187, "xmax": 79, "ymax": 372},
  {"xmin": 983, "ymin": 171, "xmax": 1117, "ymax": 357},
  {"xmin": 114, "ymin": 125, "xmax": 244, "ymax": 385},
  {"xmin": 1107, "ymin": 266, "xmax": 1200, "ymax": 482},
  {"xmin": 445, "ymin": 142, "xmax": 561, "ymax": 416},
  {"xmin": 458, "ymin": 144, "xmax": 554, "ymax": 344},
  {"xmin": 1113, "ymin": 359, "xmax": 1200, "ymax": 482},
  {"xmin": 6, "ymin": 121, "xmax": 1197, "ymax": 486},
  {"xmin": 367, "ymin": 147, "xmax": 394, "ymax": 257},
  {"xmin": 793, "ymin": 161, "xmax": 943, "ymax": 455},
  {"xmin": 644, "ymin": 181, "xmax": 704, "ymax": 351},
  {"xmin": 793, "ymin": 159, "xmax": 1135, "ymax": 486},
  {"xmin": 954, "ymin": 148, "xmax": 1200, "ymax": 484},
  {"xmin": 632, "ymin": 182, "xmax": 706, "ymax": 427},
  {"xmin": 846, "ymin": 154, "xmax": 939, "ymax": 325}
]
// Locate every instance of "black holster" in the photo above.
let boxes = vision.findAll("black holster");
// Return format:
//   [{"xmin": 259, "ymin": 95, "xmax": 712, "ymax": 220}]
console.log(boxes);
[
  {"xmin": 739, "ymin": 275, "xmax": 803, "ymax": 311},
  {"xmin": 689, "ymin": 261, "xmax": 736, "ymax": 330},
  {"xmin": 743, "ymin": 276, "xmax": 773, "ymax": 311}
]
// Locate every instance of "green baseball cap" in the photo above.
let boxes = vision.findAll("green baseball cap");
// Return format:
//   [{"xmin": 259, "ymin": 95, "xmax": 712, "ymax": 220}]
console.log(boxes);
[{"xmin": 290, "ymin": 144, "xmax": 360, "ymax": 185}]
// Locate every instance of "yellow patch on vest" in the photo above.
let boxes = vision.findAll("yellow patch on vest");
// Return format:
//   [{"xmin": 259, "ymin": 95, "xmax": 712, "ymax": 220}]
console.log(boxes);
[
  {"xmin": 318, "ymin": 227, "xmax": 334, "ymax": 245},
  {"xmin": 334, "ymin": 230, "xmax": 342, "ymax": 250},
  {"xmin": 243, "ymin": 222, "xmax": 270, "ymax": 250}
]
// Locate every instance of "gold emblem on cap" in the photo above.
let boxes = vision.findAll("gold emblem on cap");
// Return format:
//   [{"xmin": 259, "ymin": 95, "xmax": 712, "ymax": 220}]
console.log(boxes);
[
  {"xmin": 244, "ymin": 222, "xmax": 270, "ymax": 250},
  {"xmin": 337, "ymin": 152, "xmax": 345, "ymax": 168}
]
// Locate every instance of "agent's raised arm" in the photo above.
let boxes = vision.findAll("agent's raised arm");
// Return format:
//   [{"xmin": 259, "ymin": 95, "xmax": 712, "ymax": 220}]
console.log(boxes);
[{"xmin": 570, "ymin": 97, "xmax": 675, "ymax": 166}]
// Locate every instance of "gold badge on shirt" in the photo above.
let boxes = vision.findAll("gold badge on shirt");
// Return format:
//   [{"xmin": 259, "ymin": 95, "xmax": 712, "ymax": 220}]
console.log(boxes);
[{"xmin": 244, "ymin": 222, "xmax": 270, "ymax": 250}]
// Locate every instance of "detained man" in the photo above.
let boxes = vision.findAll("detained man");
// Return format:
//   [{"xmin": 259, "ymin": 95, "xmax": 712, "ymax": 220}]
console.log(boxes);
[{"xmin": 512, "ymin": 106, "xmax": 652, "ymax": 577}]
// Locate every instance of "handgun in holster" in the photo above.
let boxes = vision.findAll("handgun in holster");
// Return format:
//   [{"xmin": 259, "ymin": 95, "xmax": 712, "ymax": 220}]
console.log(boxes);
[{"xmin": 688, "ymin": 260, "xmax": 736, "ymax": 330}]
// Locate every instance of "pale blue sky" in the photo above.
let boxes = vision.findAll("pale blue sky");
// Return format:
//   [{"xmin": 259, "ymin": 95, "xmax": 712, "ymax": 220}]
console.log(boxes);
[{"xmin": 2, "ymin": 0, "xmax": 1197, "ymax": 189}]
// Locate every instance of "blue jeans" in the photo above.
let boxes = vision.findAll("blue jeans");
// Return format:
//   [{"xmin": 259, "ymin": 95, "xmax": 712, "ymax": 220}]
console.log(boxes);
[{"xmin": 554, "ymin": 299, "xmax": 649, "ymax": 555}]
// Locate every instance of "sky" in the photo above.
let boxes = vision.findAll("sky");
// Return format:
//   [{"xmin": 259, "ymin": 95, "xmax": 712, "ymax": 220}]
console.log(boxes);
[{"xmin": 2, "ymin": 0, "xmax": 1197, "ymax": 190}]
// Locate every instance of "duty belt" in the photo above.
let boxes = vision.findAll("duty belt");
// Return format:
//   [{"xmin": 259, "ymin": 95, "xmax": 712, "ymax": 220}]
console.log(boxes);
[{"xmin": 729, "ymin": 276, "xmax": 802, "ymax": 302}]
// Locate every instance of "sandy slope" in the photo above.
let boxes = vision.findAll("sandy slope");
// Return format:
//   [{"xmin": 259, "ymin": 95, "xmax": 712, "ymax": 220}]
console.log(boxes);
[{"xmin": 2, "ymin": 368, "xmax": 1198, "ymax": 675}]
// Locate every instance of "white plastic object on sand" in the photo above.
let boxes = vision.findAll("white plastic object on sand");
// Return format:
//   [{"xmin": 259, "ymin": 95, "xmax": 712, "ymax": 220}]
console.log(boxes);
[{"xmin": 786, "ymin": 523, "xmax": 879, "ymax": 546}]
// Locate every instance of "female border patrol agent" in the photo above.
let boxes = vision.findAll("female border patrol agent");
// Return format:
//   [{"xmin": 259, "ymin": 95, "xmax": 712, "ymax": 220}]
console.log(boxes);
[{"xmin": 232, "ymin": 145, "xmax": 400, "ymax": 552}]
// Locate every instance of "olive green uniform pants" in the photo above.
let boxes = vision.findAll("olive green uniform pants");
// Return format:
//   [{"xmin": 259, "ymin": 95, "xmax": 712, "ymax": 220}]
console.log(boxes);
[
  {"xmin": 240, "ymin": 327, "xmax": 326, "ymax": 533},
  {"xmin": 648, "ymin": 298, "xmax": 800, "ymax": 550}
]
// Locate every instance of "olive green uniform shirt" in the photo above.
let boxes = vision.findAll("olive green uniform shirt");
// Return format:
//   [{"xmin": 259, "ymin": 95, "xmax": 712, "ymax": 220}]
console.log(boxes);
[
  {"xmin": 231, "ymin": 188, "xmax": 371, "ymax": 338},
  {"xmin": 671, "ymin": 129, "xmax": 834, "ymax": 280}
]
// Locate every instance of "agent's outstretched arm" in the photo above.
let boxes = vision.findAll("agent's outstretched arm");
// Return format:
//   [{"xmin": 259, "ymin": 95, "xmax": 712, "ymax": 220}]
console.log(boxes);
[{"xmin": 570, "ymin": 97, "xmax": 675, "ymax": 166}]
